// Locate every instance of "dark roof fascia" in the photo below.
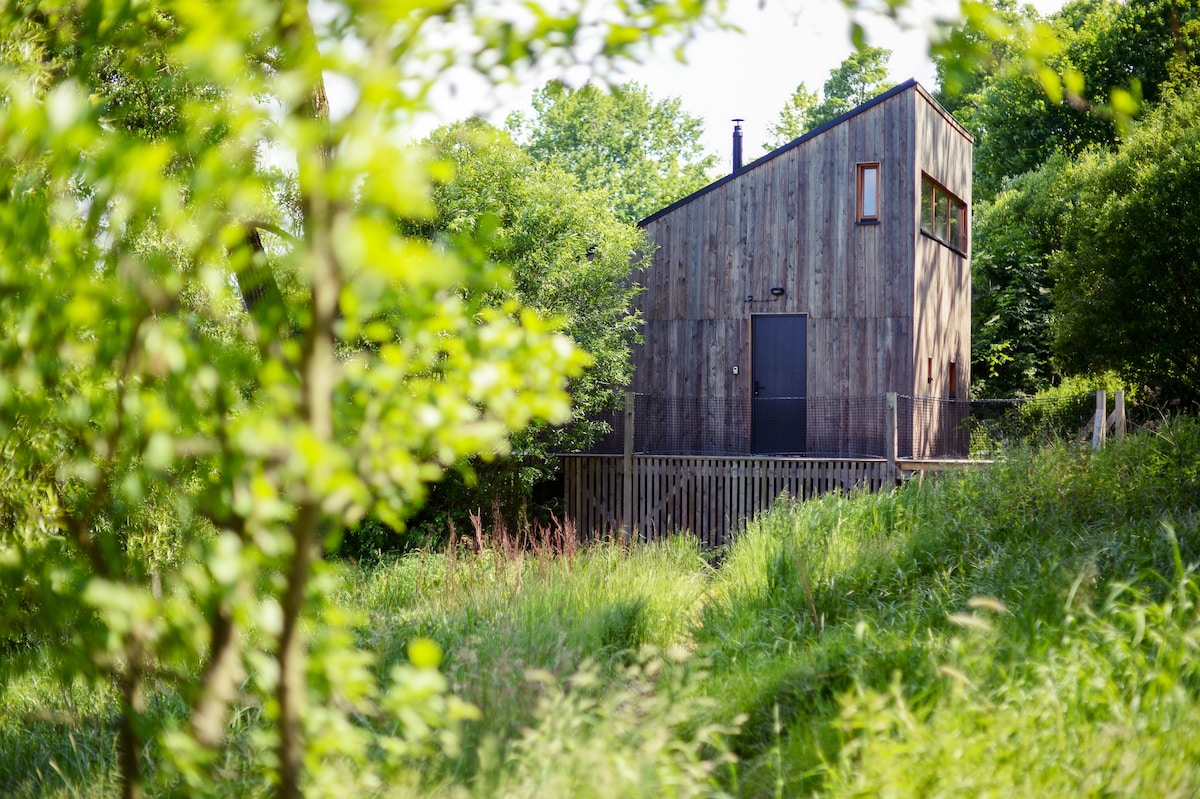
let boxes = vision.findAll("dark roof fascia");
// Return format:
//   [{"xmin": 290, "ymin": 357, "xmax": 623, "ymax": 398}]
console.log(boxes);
[{"xmin": 639, "ymin": 78, "xmax": 964, "ymax": 228}]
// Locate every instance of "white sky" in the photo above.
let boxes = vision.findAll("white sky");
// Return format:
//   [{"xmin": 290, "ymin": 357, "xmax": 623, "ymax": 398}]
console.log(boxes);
[{"xmin": 411, "ymin": 0, "xmax": 1067, "ymax": 171}]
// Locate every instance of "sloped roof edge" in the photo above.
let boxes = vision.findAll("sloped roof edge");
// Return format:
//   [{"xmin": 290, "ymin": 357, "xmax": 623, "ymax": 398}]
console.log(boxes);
[{"xmin": 639, "ymin": 79, "xmax": 970, "ymax": 227}]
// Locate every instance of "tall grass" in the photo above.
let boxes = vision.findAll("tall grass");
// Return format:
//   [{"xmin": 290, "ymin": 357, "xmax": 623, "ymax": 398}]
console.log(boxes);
[
  {"xmin": 696, "ymin": 416, "xmax": 1200, "ymax": 796},
  {"xmin": 3, "ymin": 418, "xmax": 1200, "ymax": 797},
  {"xmin": 824, "ymin": 542, "xmax": 1200, "ymax": 798},
  {"xmin": 342, "ymin": 516, "xmax": 715, "ymax": 779},
  {"xmin": 0, "ymin": 648, "xmax": 121, "ymax": 798}
]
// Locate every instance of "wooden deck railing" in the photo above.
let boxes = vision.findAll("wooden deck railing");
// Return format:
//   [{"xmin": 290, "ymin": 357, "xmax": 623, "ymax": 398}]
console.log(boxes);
[
  {"xmin": 562, "ymin": 390, "xmax": 1124, "ymax": 546},
  {"xmin": 562, "ymin": 455, "xmax": 893, "ymax": 547}
]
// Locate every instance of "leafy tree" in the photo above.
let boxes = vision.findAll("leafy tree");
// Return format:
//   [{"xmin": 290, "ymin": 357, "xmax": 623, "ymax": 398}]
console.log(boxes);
[
  {"xmin": 958, "ymin": 0, "xmax": 1200, "ymax": 202},
  {"xmin": 766, "ymin": 46, "xmax": 894, "ymax": 145},
  {"xmin": 764, "ymin": 81, "xmax": 819, "ymax": 149},
  {"xmin": 507, "ymin": 81, "xmax": 717, "ymax": 222},
  {"xmin": 813, "ymin": 45, "xmax": 895, "ymax": 122},
  {"xmin": 0, "ymin": 1, "xmax": 711, "ymax": 797},
  {"xmin": 932, "ymin": 0, "xmax": 1043, "ymax": 119},
  {"xmin": 948, "ymin": 0, "xmax": 1200, "ymax": 394},
  {"xmin": 970, "ymin": 156, "xmax": 1071, "ymax": 396},
  {"xmin": 399, "ymin": 120, "xmax": 651, "ymax": 534},
  {"xmin": 1051, "ymin": 87, "xmax": 1200, "ymax": 402}
]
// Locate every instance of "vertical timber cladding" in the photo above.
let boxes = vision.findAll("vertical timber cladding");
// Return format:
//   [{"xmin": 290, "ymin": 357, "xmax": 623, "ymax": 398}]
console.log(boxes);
[
  {"xmin": 635, "ymin": 83, "xmax": 940, "ymax": 445},
  {"xmin": 911, "ymin": 86, "xmax": 973, "ymax": 458},
  {"xmin": 622, "ymin": 80, "xmax": 972, "ymax": 514}
]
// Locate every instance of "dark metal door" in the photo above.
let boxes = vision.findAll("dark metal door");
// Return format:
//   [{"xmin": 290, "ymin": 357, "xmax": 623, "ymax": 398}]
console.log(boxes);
[{"xmin": 751, "ymin": 314, "xmax": 807, "ymax": 454}]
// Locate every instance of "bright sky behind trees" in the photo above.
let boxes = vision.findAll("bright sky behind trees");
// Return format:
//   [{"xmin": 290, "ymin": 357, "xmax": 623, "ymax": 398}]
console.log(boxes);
[{"xmin": 411, "ymin": 0, "xmax": 1067, "ymax": 172}]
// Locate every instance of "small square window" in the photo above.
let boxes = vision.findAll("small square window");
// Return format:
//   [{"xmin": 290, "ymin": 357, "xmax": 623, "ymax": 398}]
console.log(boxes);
[{"xmin": 857, "ymin": 163, "xmax": 879, "ymax": 222}]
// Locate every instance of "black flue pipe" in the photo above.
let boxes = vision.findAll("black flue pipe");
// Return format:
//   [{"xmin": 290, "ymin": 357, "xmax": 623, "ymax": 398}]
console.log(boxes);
[{"xmin": 732, "ymin": 118, "xmax": 744, "ymax": 173}]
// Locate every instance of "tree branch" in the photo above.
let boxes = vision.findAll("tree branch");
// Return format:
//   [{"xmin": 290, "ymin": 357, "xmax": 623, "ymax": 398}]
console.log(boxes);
[{"xmin": 273, "ymin": 0, "xmax": 338, "ymax": 794}]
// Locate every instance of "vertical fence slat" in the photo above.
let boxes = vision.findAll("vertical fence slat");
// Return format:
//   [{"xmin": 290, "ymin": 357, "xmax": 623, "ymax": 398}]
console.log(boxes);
[{"xmin": 563, "ymin": 452, "xmax": 996, "ymax": 545}]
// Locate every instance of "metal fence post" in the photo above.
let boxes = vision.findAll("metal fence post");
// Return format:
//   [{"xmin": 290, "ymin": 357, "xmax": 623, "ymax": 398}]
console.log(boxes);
[
  {"xmin": 622, "ymin": 390, "xmax": 634, "ymax": 545},
  {"xmin": 885, "ymin": 392, "xmax": 898, "ymax": 477}
]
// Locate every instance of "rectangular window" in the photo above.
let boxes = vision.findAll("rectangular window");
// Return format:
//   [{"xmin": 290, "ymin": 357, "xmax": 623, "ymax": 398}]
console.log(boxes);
[
  {"xmin": 920, "ymin": 184, "xmax": 935, "ymax": 233},
  {"xmin": 949, "ymin": 361, "xmax": 958, "ymax": 399},
  {"xmin": 920, "ymin": 175, "xmax": 966, "ymax": 251},
  {"xmin": 858, "ymin": 163, "xmax": 879, "ymax": 222}
]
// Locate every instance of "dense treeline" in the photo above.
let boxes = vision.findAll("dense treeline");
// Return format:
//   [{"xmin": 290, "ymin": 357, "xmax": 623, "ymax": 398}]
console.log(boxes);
[{"xmin": 945, "ymin": 0, "xmax": 1200, "ymax": 400}]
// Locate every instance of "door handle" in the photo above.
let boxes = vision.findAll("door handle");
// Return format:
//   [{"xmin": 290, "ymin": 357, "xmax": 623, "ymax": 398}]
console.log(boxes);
[{"xmin": 753, "ymin": 381, "xmax": 765, "ymax": 397}]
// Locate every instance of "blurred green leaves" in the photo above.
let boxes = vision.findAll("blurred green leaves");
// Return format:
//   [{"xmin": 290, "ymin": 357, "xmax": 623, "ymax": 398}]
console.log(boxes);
[{"xmin": 0, "ymin": 0, "xmax": 709, "ymax": 793}]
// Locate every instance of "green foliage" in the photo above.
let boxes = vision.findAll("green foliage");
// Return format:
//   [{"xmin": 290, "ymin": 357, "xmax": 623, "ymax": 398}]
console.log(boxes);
[
  {"xmin": 398, "ymin": 120, "xmax": 650, "ymax": 532},
  {"xmin": 954, "ymin": 0, "xmax": 1200, "ymax": 203},
  {"xmin": 695, "ymin": 416, "xmax": 1200, "ymax": 795},
  {"xmin": 958, "ymin": 1, "xmax": 1200, "ymax": 395},
  {"xmin": 933, "ymin": 0, "xmax": 1040, "ymax": 116},
  {"xmin": 809, "ymin": 46, "xmax": 895, "ymax": 127},
  {"xmin": 970, "ymin": 154, "xmax": 1071, "ymax": 396},
  {"xmin": 0, "ymin": 0, "xmax": 715, "ymax": 795},
  {"xmin": 6, "ymin": 418, "xmax": 1200, "ymax": 797},
  {"xmin": 824, "ymin": 562, "xmax": 1200, "ymax": 798},
  {"xmin": 468, "ymin": 655, "xmax": 737, "ymax": 799},
  {"xmin": 764, "ymin": 82, "xmax": 819, "ymax": 149},
  {"xmin": 507, "ymin": 81, "xmax": 718, "ymax": 222},
  {"xmin": 354, "ymin": 534, "xmax": 712, "ymax": 757},
  {"xmin": 1051, "ymin": 87, "xmax": 1200, "ymax": 403},
  {"xmin": 766, "ymin": 47, "xmax": 893, "ymax": 147}
]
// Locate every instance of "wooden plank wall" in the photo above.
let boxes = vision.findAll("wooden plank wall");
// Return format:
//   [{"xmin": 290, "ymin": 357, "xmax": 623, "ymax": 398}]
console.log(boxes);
[
  {"xmin": 563, "ymin": 455, "xmax": 892, "ymax": 548},
  {"xmin": 910, "ymin": 87, "xmax": 973, "ymax": 456},
  {"xmin": 632, "ymin": 83, "xmax": 948, "ymax": 455}
]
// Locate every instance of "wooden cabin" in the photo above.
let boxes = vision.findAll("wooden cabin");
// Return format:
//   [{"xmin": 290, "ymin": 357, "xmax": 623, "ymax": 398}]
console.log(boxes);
[{"xmin": 631, "ymin": 79, "xmax": 972, "ymax": 458}]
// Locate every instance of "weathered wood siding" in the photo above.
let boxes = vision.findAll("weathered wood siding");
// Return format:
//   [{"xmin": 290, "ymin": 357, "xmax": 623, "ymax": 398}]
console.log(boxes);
[
  {"xmin": 563, "ymin": 455, "xmax": 892, "ymax": 546},
  {"xmin": 633, "ymin": 81, "xmax": 972, "ymax": 456},
  {"xmin": 910, "ymin": 87, "xmax": 973, "ymax": 456}
]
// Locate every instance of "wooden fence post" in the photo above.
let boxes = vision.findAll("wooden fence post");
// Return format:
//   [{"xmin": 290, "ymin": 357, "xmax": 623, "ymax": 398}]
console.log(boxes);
[
  {"xmin": 1113, "ymin": 390, "xmax": 1126, "ymax": 440},
  {"xmin": 885, "ymin": 392, "xmax": 898, "ymax": 478},
  {"xmin": 622, "ymin": 390, "xmax": 634, "ymax": 545},
  {"xmin": 1091, "ymin": 390, "xmax": 1107, "ymax": 450}
]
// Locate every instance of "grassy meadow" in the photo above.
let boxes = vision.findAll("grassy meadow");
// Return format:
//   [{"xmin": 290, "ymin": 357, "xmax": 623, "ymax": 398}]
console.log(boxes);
[{"xmin": 4, "ymin": 416, "xmax": 1200, "ymax": 797}]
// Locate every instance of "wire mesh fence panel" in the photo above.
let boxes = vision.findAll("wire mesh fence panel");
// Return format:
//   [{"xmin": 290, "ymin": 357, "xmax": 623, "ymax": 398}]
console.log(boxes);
[
  {"xmin": 576, "ymin": 392, "xmax": 1116, "ymax": 459},
  {"xmin": 579, "ymin": 395, "xmax": 892, "ymax": 457},
  {"xmin": 803, "ymin": 396, "xmax": 889, "ymax": 458},
  {"xmin": 960, "ymin": 394, "xmax": 1099, "ymax": 458},
  {"xmin": 903, "ymin": 396, "xmax": 971, "ymax": 459},
  {"xmin": 583, "ymin": 408, "xmax": 625, "ymax": 455}
]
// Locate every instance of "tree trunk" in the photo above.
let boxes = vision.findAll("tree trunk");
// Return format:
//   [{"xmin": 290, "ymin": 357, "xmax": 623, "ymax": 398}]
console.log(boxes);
[
  {"xmin": 273, "ymin": 0, "xmax": 337, "ymax": 794},
  {"xmin": 117, "ymin": 649, "xmax": 146, "ymax": 799}
]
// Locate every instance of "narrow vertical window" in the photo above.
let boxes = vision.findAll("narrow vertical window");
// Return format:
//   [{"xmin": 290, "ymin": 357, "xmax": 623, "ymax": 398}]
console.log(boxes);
[
  {"xmin": 948, "ymin": 361, "xmax": 958, "ymax": 399},
  {"xmin": 857, "ymin": 163, "xmax": 880, "ymax": 223},
  {"xmin": 936, "ymin": 191, "xmax": 950, "ymax": 242},
  {"xmin": 921, "ymin": 178, "xmax": 935, "ymax": 232}
]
